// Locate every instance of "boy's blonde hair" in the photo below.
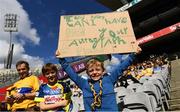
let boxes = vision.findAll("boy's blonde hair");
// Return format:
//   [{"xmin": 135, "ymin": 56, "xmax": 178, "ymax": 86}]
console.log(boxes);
[{"xmin": 86, "ymin": 59, "xmax": 105, "ymax": 74}]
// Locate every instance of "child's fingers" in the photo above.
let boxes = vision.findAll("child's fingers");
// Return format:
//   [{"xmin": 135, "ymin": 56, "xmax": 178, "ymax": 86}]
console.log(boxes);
[
  {"xmin": 136, "ymin": 46, "xmax": 142, "ymax": 54},
  {"xmin": 55, "ymin": 50, "xmax": 61, "ymax": 56}
]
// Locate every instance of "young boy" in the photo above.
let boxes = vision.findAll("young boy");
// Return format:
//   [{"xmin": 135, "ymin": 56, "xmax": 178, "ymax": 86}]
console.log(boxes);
[
  {"xmin": 57, "ymin": 48, "xmax": 141, "ymax": 111},
  {"xmin": 34, "ymin": 63, "xmax": 72, "ymax": 111}
]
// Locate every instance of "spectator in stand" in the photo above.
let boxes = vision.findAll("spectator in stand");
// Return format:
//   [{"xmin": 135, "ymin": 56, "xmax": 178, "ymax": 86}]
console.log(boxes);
[
  {"xmin": 128, "ymin": 65, "xmax": 138, "ymax": 78},
  {"xmin": 119, "ymin": 69, "xmax": 140, "ymax": 88},
  {"xmin": 56, "ymin": 46, "xmax": 141, "ymax": 111},
  {"xmin": 153, "ymin": 58, "xmax": 162, "ymax": 74},
  {"xmin": 34, "ymin": 63, "xmax": 73, "ymax": 111},
  {"xmin": 72, "ymin": 84, "xmax": 82, "ymax": 97},
  {"xmin": 142, "ymin": 61, "xmax": 154, "ymax": 76},
  {"xmin": 5, "ymin": 60, "xmax": 40, "ymax": 111}
]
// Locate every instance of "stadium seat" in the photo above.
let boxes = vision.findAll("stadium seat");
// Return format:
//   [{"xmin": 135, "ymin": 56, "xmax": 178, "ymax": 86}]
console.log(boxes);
[
  {"xmin": 123, "ymin": 92, "xmax": 154, "ymax": 112},
  {"xmin": 137, "ymin": 82, "xmax": 164, "ymax": 111},
  {"xmin": 127, "ymin": 83, "xmax": 142, "ymax": 92},
  {"xmin": 115, "ymin": 86, "xmax": 134, "ymax": 111}
]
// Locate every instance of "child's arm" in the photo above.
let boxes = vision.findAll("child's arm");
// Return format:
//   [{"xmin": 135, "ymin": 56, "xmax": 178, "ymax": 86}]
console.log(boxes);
[
  {"xmin": 39, "ymin": 99, "xmax": 68, "ymax": 111},
  {"xmin": 109, "ymin": 53, "xmax": 135, "ymax": 83},
  {"xmin": 58, "ymin": 58, "xmax": 86, "ymax": 89},
  {"xmin": 109, "ymin": 46, "xmax": 141, "ymax": 83}
]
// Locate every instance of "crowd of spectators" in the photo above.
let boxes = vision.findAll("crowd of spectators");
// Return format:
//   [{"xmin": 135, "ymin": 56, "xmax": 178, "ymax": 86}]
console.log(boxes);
[
  {"xmin": 0, "ymin": 53, "xmax": 173, "ymax": 111},
  {"xmin": 115, "ymin": 54, "xmax": 169, "ymax": 88},
  {"xmin": 113, "ymin": 54, "xmax": 171, "ymax": 111}
]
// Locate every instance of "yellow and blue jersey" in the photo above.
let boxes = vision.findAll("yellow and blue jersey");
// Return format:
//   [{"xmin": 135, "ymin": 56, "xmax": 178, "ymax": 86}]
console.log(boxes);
[
  {"xmin": 6, "ymin": 75, "xmax": 40, "ymax": 111},
  {"xmin": 34, "ymin": 81, "xmax": 72, "ymax": 112}
]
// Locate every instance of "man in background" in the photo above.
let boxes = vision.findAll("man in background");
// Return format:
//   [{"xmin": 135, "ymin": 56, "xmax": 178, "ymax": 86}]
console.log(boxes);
[{"xmin": 5, "ymin": 60, "xmax": 40, "ymax": 111}]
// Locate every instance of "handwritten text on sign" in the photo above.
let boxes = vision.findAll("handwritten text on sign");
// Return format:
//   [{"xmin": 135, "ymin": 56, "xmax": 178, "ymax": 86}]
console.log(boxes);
[{"xmin": 57, "ymin": 11, "xmax": 138, "ymax": 57}]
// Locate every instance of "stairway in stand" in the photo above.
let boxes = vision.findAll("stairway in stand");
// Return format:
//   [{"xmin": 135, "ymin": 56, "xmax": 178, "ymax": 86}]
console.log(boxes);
[{"xmin": 168, "ymin": 59, "xmax": 180, "ymax": 111}]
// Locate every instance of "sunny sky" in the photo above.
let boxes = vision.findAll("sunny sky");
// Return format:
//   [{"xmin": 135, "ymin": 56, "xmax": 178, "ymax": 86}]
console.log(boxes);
[{"xmin": 0, "ymin": 0, "xmax": 111, "ymax": 69}]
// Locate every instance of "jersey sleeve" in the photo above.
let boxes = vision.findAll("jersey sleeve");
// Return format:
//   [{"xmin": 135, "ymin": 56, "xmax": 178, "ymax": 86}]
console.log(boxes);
[
  {"xmin": 32, "ymin": 75, "xmax": 40, "ymax": 92},
  {"xmin": 34, "ymin": 84, "xmax": 45, "ymax": 102}
]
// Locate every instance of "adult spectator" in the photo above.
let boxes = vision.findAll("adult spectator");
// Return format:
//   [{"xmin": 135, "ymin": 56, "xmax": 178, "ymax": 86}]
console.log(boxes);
[
  {"xmin": 5, "ymin": 60, "xmax": 40, "ymax": 111},
  {"xmin": 119, "ymin": 70, "xmax": 140, "ymax": 88}
]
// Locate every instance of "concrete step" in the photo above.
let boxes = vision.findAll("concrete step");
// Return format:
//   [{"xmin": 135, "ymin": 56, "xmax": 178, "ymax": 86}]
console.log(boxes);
[
  {"xmin": 170, "ymin": 87, "xmax": 180, "ymax": 92},
  {"xmin": 169, "ymin": 104, "xmax": 180, "ymax": 111},
  {"xmin": 168, "ymin": 99, "xmax": 180, "ymax": 105},
  {"xmin": 170, "ymin": 76, "xmax": 180, "ymax": 79},
  {"xmin": 171, "ymin": 85, "xmax": 180, "ymax": 89},
  {"xmin": 170, "ymin": 89, "xmax": 180, "ymax": 99},
  {"xmin": 170, "ymin": 76, "xmax": 180, "ymax": 80},
  {"xmin": 169, "ymin": 60, "xmax": 180, "ymax": 111},
  {"xmin": 170, "ymin": 81, "xmax": 180, "ymax": 85}
]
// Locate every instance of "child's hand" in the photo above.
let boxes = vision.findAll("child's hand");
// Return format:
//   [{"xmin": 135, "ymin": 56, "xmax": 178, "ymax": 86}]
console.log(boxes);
[
  {"xmin": 135, "ymin": 46, "xmax": 142, "ymax": 54},
  {"xmin": 55, "ymin": 50, "xmax": 60, "ymax": 57},
  {"xmin": 5, "ymin": 96, "xmax": 14, "ymax": 103},
  {"xmin": 55, "ymin": 50, "xmax": 66, "ymax": 65}
]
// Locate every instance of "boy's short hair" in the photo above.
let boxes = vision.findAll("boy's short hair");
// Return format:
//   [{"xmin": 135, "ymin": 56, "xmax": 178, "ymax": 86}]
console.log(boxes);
[
  {"xmin": 42, "ymin": 63, "xmax": 58, "ymax": 75},
  {"xmin": 16, "ymin": 60, "xmax": 29, "ymax": 70},
  {"xmin": 86, "ymin": 58, "xmax": 105, "ymax": 71}
]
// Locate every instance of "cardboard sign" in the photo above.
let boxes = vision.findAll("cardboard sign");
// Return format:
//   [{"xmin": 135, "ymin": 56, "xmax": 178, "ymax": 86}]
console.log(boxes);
[{"xmin": 57, "ymin": 11, "xmax": 138, "ymax": 57}]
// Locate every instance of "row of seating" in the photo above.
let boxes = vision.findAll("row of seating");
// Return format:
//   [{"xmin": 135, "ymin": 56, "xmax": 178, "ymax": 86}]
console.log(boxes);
[{"xmin": 115, "ymin": 64, "xmax": 170, "ymax": 111}]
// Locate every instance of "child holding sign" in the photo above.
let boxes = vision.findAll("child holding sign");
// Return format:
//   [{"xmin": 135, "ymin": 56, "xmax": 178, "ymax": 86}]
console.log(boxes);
[
  {"xmin": 34, "ymin": 63, "xmax": 72, "ymax": 111},
  {"xmin": 57, "ymin": 47, "xmax": 141, "ymax": 111}
]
